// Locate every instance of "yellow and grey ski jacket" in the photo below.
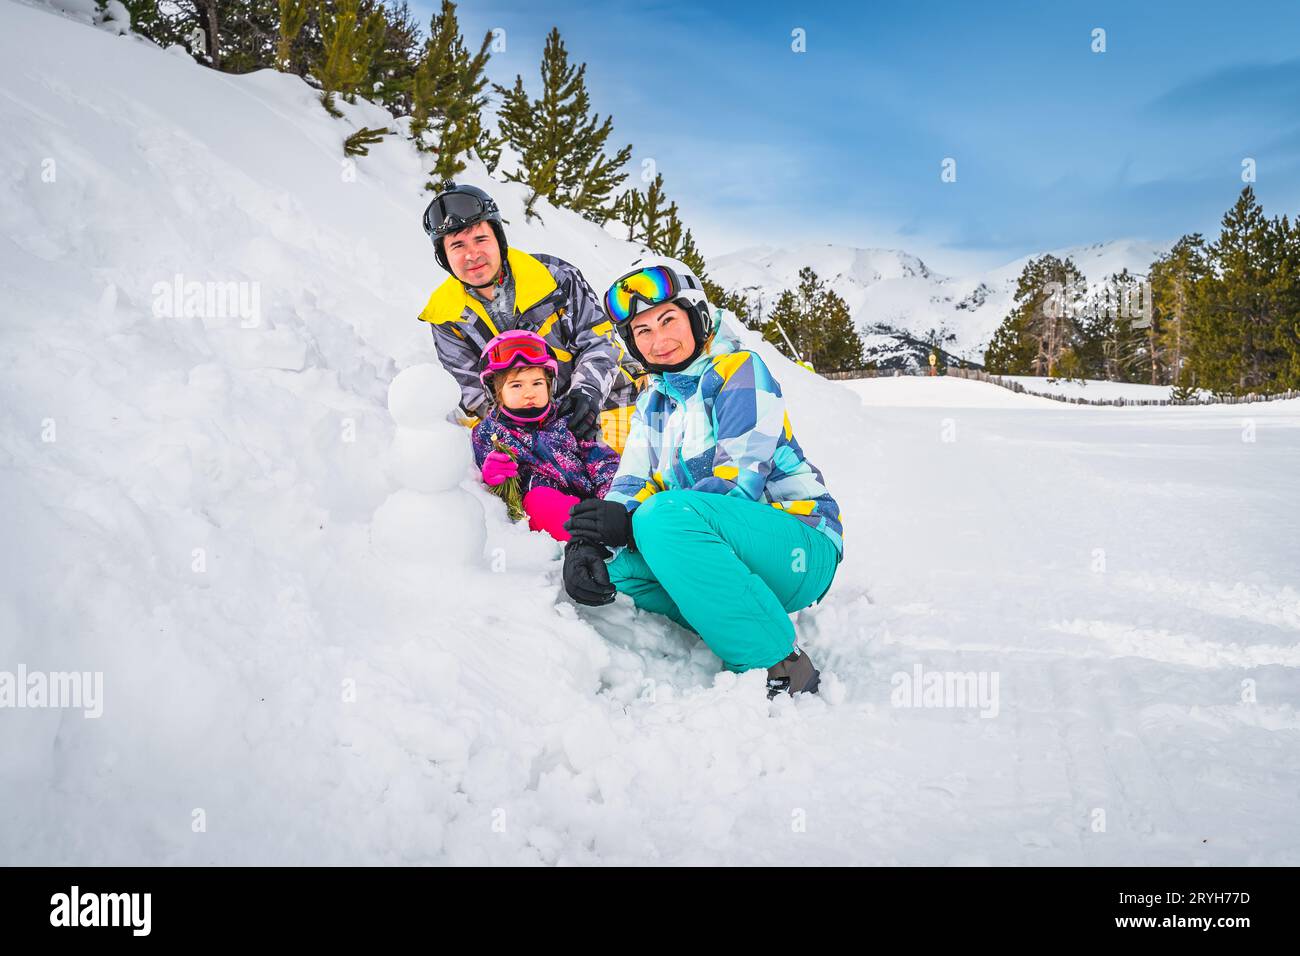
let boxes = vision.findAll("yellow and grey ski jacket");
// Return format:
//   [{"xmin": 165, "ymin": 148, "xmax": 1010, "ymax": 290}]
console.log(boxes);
[{"xmin": 418, "ymin": 248, "xmax": 643, "ymax": 422}]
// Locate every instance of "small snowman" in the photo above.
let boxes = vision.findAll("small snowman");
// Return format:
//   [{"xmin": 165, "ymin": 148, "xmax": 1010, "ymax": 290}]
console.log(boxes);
[{"xmin": 371, "ymin": 364, "xmax": 484, "ymax": 567}]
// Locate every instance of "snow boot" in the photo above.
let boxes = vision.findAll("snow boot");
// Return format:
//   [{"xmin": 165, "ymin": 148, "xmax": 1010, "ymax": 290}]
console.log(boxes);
[{"xmin": 766, "ymin": 646, "xmax": 820, "ymax": 699}]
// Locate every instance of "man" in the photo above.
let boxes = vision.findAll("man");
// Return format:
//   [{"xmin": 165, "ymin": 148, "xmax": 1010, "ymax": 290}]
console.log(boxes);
[{"xmin": 418, "ymin": 181, "xmax": 642, "ymax": 452}]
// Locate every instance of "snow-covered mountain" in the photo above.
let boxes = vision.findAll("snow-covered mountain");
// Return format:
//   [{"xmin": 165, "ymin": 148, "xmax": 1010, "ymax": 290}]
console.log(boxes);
[
  {"xmin": 711, "ymin": 238, "xmax": 1170, "ymax": 366},
  {"xmin": 3, "ymin": 0, "xmax": 1299, "ymax": 866}
]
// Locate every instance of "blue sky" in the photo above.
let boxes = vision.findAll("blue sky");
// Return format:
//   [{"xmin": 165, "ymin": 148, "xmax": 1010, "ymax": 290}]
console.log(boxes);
[{"xmin": 412, "ymin": 0, "xmax": 1300, "ymax": 274}]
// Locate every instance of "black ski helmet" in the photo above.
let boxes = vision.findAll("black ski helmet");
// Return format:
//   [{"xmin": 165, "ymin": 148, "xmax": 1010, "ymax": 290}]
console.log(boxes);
[{"xmin": 422, "ymin": 181, "xmax": 508, "ymax": 278}]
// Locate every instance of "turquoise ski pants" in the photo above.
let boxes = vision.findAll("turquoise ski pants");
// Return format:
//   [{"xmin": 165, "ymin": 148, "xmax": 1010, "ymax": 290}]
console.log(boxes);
[{"xmin": 606, "ymin": 489, "xmax": 840, "ymax": 672}]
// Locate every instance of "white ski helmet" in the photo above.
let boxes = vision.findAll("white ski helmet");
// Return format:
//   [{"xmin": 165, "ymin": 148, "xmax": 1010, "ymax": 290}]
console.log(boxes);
[{"xmin": 603, "ymin": 254, "xmax": 717, "ymax": 369}]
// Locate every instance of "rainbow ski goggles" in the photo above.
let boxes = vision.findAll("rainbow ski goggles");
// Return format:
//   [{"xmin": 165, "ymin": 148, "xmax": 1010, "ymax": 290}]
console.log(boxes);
[{"xmin": 603, "ymin": 265, "xmax": 701, "ymax": 323}]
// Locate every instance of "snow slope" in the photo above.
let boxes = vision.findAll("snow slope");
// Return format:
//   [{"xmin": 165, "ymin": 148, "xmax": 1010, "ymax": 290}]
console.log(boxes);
[
  {"xmin": 2, "ymin": 1, "xmax": 1298, "ymax": 865},
  {"xmin": 842, "ymin": 376, "xmax": 1063, "ymax": 409},
  {"xmin": 847, "ymin": 375, "xmax": 1212, "ymax": 406},
  {"xmin": 711, "ymin": 238, "xmax": 1169, "ymax": 365},
  {"xmin": 1003, "ymin": 376, "xmax": 1210, "ymax": 404}
]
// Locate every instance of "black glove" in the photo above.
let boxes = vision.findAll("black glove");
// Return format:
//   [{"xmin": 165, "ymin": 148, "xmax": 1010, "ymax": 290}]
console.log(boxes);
[
  {"xmin": 564, "ymin": 499, "xmax": 635, "ymax": 551},
  {"xmin": 562, "ymin": 539, "xmax": 615, "ymax": 606},
  {"xmin": 557, "ymin": 388, "xmax": 601, "ymax": 442}
]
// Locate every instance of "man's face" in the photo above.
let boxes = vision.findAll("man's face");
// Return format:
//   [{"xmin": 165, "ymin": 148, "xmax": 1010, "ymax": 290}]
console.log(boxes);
[
  {"xmin": 445, "ymin": 221, "xmax": 501, "ymax": 285},
  {"xmin": 629, "ymin": 301, "xmax": 695, "ymax": 366}
]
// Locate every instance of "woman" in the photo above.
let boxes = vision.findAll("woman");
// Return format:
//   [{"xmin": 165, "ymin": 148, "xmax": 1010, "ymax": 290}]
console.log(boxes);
[{"xmin": 561, "ymin": 256, "xmax": 844, "ymax": 698}]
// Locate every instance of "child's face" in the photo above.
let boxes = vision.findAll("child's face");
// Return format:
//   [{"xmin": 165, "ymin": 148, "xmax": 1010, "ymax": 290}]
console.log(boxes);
[{"xmin": 500, "ymin": 367, "xmax": 549, "ymax": 410}]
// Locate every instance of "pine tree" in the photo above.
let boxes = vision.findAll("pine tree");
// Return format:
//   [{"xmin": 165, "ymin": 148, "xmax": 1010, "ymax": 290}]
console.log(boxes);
[
  {"xmin": 1077, "ymin": 269, "xmax": 1148, "ymax": 382},
  {"xmin": 314, "ymin": 0, "xmax": 386, "ymax": 116},
  {"xmin": 119, "ymin": 1, "xmax": 173, "ymax": 45},
  {"xmin": 409, "ymin": 1, "xmax": 492, "ymax": 182},
  {"xmin": 284, "ymin": 1, "xmax": 325, "ymax": 77},
  {"xmin": 644, "ymin": 177, "xmax": 678, "ymax": 254},
  {"xmin": 714, "ymin": 287, "xmax": 752, "ymax": 326},
  {"xmin": 612, "ymin": 186, "xmax": 647, "ymax": 242},
  {"xmin": 474, "ymin": 125, "xmax": 506, "ymax": 175},
  {"xmin": 494, "ymin": 28, "xmax": 631, "ymax": 222},
  {"xmin": 761, "ymin": 268, "xmax": 862, "ymax": 372},
  {"xmin": 983, "ymin": 309, "xmax": 1036, "ymax": 375},
  {"xmin": 616, "ymin": 174, "xmax": 673, "ymax": 250},
  {"xmin": 365, "ymin": 1, "xmax": 423, "ymax": 116},
  {"xmin": 1270, "ymin": 214, "xmax": 1300, "ymax": 389},
  {"xmin": 125, "ymin": 1, "xmax": 289, "ymax": 73},
  {"xmin": 219, "ymin": 0, "xmax": 281, "ymax": 73},
  {"xmin": 276, "ymin": 0, "xmax": 311, "ymax": 72},
  {"xmin": 196, "ymin": 0, "xmax": 221, "ymax": 69},
  {"xmin": 343, "ymin": 125, "xmax": 394, "ymax": 156},
  {"xmin": 493, "ymin": 74, "xmax": 554, "ymax": 218},
  {"xmin": 408, "ymin": 3, "xmax": 456, "ymax": 145},
  {"xmin": 818, "ymin": 287, "xmax": 866, "ymax": 372},
  {"xmin": 983, "ymin": 255, "xmax": 1087, "ymax": 377},
  {"xmin": 764, "ymin": 290, "xmax": 803, "ymax": 363},
  {"xmin": 1149, "ymin": 234, "xmax": 1208, "ymax": 389},
  {"xmin": 613, "ymin": 175, "xmax": 685, "ymax": 274},
  {"xmin": 665, "ymin": 226, "xmax": 705, "ymax": 287},
  {"xmin": 1187, "ymin": 187, "xmax": 1290, "ymax": 394}
]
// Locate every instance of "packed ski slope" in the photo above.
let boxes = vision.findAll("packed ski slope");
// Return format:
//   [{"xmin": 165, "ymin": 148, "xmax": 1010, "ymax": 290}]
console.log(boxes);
[{"xmin": 2, "ymin": 1, "xmax": 1298, "ymax": 865}]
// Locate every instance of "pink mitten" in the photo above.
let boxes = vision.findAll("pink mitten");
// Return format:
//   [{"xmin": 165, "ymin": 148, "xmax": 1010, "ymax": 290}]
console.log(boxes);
[
  {"xmin": 481, "ymin": 450, "xmax": 518, "ymax": 487},
  {"xmin": 522, "ymin": 486, "xmax": 582, "ymax": 542}
]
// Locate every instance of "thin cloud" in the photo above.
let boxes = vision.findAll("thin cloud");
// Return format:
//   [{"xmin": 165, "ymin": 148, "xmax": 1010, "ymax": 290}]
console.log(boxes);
[{"xmin": 1143, "ymin": 57, "xmax": 1300, "ymax": 119}]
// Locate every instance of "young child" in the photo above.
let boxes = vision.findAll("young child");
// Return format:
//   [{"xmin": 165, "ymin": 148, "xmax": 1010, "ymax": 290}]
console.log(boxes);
[{"xmin": 470, "ymin": 330, "xmax": 620, "ymax": 541}]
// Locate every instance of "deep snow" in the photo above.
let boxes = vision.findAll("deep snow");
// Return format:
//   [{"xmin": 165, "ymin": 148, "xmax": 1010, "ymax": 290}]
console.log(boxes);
[{"xmin": 2, "ymin": 0, "xmax": 1298, "ymax": 865}]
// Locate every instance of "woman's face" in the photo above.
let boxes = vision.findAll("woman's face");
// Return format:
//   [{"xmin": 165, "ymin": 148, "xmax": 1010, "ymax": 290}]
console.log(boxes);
[
  {"xmin": 629, "ymin": 302, "xmax": 695, "ymax": 366},
  {"xmin": 499, "ymin": 367, "xmax": 549, "ymax": 410}
]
